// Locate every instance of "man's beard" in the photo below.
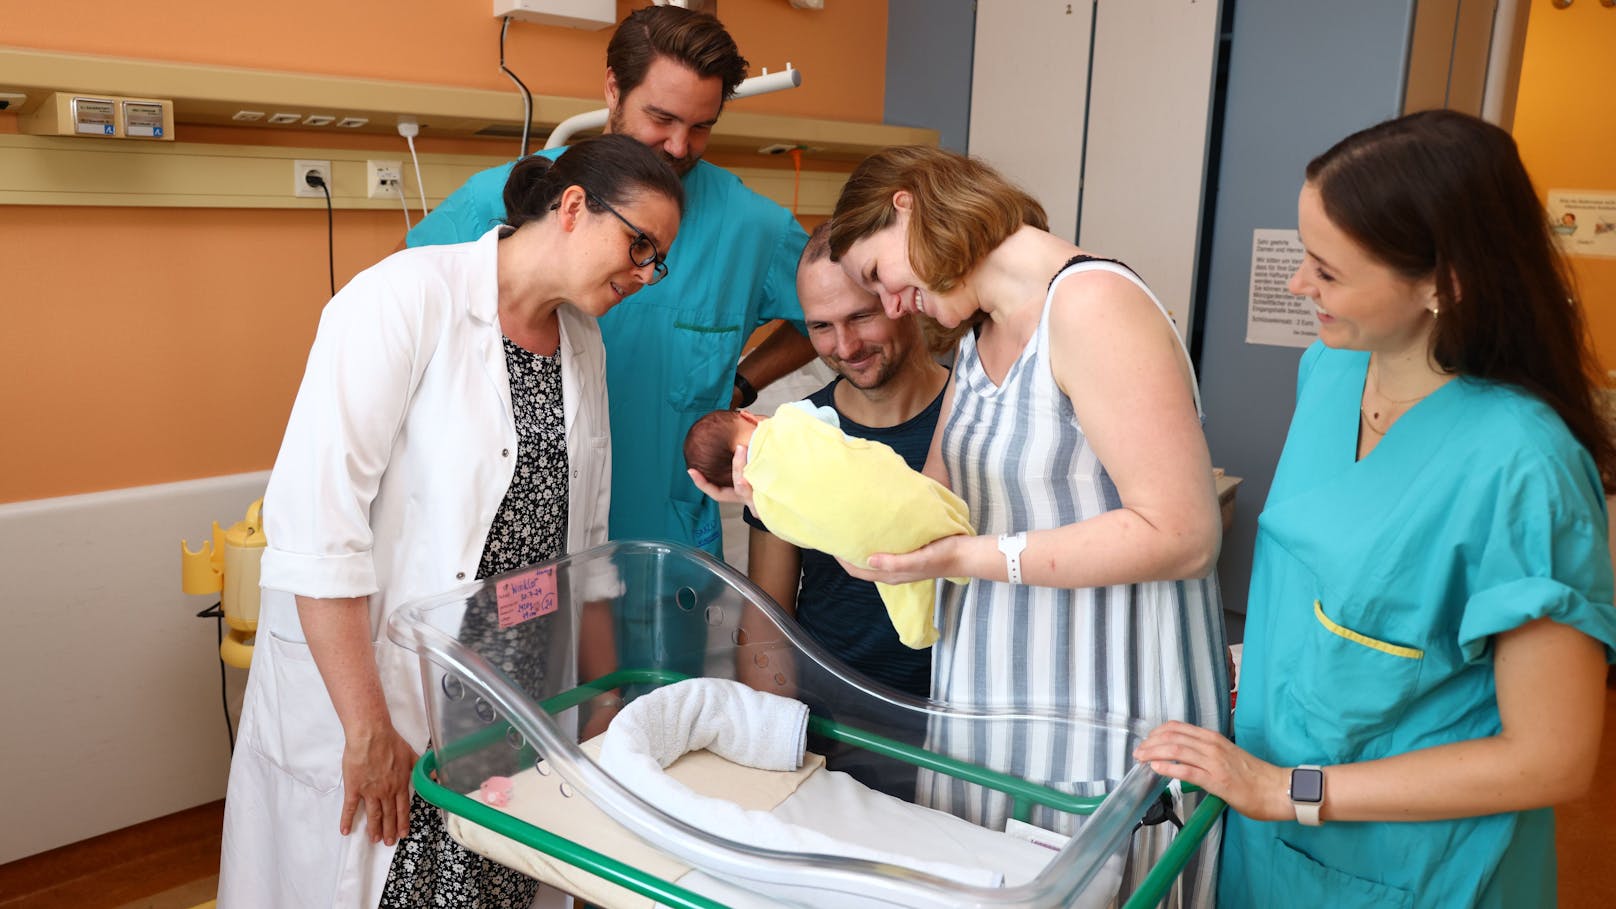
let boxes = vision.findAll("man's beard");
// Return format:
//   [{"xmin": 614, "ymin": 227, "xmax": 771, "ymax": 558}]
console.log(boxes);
[
  {"xmin": 607, "ymin": 109, "xmax": 697, "ymax": 176},
  {"xmin": 830, "ymin": 350, "xmax": 899, "ymax": 390}
]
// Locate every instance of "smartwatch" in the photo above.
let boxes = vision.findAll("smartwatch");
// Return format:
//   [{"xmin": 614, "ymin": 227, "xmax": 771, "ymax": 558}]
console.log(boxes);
[
  {"xmin": 997, "ymin": 532, "xmax": 1027, "ymax": 585},
  {"xmin": 1289, "ymin": 764, "xmax": 1324, "ymax": 826},
  {"xmin": 733, "ymin": 373, "xmax": 759, "ymax": 408}
]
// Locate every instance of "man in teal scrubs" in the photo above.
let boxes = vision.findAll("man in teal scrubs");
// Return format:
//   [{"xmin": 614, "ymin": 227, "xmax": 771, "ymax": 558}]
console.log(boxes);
[{"xmin": 408, "ymin": 5, "xmax": 813, "ymax": 561}]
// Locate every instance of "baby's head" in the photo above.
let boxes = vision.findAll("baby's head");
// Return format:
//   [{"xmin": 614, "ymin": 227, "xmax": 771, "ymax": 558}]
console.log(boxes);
[{"xmin": 684, "ymin": 410, "xmax": 762, "ymax": 488}]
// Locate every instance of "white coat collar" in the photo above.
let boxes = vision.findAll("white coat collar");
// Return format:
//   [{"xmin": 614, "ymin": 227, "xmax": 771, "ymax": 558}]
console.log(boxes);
[
  {"xmin": 469, "ymin": 226, "xmax": 506, "ymax": 327},
  {"xmin": 472, "ymin": 225, "xmax": 587, "ymax": 358},
  {"xmin": 472, "ymin": 226, "xmax": 597, "ymax": 437}
]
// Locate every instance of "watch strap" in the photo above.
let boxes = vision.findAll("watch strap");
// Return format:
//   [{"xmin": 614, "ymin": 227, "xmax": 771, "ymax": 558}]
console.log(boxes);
[{"xmin": 733, "ymin": 373, "xmax": 759, "ymax": 408}]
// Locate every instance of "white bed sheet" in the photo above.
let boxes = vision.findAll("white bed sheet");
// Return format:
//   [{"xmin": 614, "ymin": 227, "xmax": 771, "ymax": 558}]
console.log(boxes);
[{"xmin": 443, "ymin": 736, "xmax": 1126, "ymax": 909}]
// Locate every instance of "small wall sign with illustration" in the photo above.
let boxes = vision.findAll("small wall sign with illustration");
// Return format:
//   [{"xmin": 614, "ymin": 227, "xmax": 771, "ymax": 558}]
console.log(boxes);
[{"xmin": 1548, "ymin": 189, "xmax": 1616, "ymax": 259}]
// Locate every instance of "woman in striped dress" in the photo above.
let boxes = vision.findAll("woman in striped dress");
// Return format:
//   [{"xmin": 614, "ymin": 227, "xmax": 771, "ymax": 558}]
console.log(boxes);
[{"xmin": 826, "ymin": 146, "xmax": 1229, "ymax": 907}]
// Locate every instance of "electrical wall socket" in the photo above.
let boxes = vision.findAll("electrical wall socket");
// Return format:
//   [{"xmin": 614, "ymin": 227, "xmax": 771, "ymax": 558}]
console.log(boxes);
[
  {"xmin": 367, "ymin": 159, "xmax": 403, "ymax": 199},
  {"xmin": 293, "ymin": 159, "xmax": 332, "ymax": 198}
]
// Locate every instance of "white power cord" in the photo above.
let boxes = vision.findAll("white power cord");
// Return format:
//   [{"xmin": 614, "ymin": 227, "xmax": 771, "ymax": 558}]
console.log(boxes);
[
  {"xmin": 398, "ymin": 116, "xmax": 430, "ymax": 217},
  {"xmin": 395, "ymin": 177, "xmax": 412, "ymax": 232}
]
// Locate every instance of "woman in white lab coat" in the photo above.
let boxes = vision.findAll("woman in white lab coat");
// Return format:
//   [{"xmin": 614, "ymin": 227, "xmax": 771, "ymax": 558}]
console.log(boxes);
[{"xmin": 217, "ymin": 133, "xmax": 684, "ymax": 909}]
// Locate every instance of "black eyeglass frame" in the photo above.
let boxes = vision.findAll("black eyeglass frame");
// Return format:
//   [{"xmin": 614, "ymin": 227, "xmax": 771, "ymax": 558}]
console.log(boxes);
[{"xmin": 585, "ymin": 189, "xmax": 670, "ymax": 284}]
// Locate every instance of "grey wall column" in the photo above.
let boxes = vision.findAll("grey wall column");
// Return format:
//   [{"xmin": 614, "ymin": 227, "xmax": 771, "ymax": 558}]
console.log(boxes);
[
  {"xmin": 1197, "ymin": 0, "xmax": 1415, "ymax": 626},
  {"xmin": 884, "ymin": 0, "xmax": 975, "ymax": 153}
]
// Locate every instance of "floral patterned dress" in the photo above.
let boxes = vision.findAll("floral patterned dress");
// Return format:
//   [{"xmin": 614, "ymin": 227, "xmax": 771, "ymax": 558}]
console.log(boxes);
[{"xmin": 380, "ymin": 336, "xmax": 569, "ymax": 908}]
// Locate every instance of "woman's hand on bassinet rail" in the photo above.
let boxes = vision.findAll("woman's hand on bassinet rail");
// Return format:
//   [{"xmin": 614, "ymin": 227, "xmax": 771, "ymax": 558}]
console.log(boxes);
[{"xmin": 1134, "ymin": 720, "xmax": 1290, "ymax": 822}]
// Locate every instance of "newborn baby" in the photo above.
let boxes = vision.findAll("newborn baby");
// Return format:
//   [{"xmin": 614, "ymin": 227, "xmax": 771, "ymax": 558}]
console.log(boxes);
[{"xmin": 683, "ymin": 401, "xmax": 973, "ymax": 648}]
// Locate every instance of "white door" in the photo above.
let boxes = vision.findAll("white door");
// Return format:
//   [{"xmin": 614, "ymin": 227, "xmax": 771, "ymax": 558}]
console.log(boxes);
[{"xmin": 970, "ymin": 0, "xmax": 1223, "ymax": 342}]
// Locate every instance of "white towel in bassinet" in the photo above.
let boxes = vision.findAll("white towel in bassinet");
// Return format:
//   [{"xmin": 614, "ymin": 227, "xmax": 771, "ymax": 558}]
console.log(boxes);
[{"xmin": 599, "ymin": 679, "xmax": 1006, "ymax": 888}]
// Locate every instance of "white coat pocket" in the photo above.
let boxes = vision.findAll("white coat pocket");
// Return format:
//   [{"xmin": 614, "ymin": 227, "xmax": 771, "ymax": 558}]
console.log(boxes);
[{"xmin": 255, "ymin": 631, "xmax": 347, "ymax": 793}]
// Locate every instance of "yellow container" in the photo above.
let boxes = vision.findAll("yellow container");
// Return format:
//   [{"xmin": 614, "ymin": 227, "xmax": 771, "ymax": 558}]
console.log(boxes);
[
  {"xmin": 220, "ymin": 499, "xmax": 266, "ymax": 633},
  {"xmin": 220, "ymin": 627, "xmax": 255, "ymax": 670},
  {"xmin": 180, "ymin": 537, "xmax": 223, "ymax": 595}
]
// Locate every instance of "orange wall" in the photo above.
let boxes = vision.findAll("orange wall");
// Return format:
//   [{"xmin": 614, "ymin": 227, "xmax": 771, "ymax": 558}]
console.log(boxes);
[
  {"xmin": 1512, "ymin": 0, "xmax": 1615, "ymax": 375},
  {"xmin": 1, "ymin": 0, "xmax": 886, "ymax": 123},
  {"xmin": 0, "ymin": 1, "xmax": 888, "ymax": 504},
  {"xmin": 0, "ymin": 207, "xmax": 406, "ymax": 494}
]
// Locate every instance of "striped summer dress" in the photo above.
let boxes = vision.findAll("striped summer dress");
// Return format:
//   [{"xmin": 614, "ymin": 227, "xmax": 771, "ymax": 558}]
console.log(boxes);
[{"xmin": 924, "ymin": 256, "xmax": 1228, "ymax": 907}]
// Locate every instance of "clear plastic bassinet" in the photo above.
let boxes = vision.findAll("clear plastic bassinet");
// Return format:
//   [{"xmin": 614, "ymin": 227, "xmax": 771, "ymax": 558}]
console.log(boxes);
[{"xmin": 387, "ymin": 541, "xmax": 1223, "ymax": 909}]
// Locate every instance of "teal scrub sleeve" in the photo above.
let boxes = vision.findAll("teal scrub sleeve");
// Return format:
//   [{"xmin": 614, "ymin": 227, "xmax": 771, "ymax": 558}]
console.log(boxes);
[
  {"xmin": 756, "ymin": 209, "xmax": 810, "ymax": 335},
  {"xmin": 406, "ymin": 159, "xmax": 528, "ymax": 248},
  {"xmin": 1456, "ymin": 454, "xmax": 1616, "ymax": 664}
]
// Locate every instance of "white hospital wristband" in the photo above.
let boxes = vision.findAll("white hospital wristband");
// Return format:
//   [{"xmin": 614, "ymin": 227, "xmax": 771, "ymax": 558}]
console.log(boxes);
[{"xmin": 997, "ymin": 532, "xmax": 1028, "ymax": 585}]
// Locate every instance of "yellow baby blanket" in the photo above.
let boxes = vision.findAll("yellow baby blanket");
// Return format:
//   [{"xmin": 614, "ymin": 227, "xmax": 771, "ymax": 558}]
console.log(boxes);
[{"xmin": 745, "ymin": 404, "xmax": 973, "ymax": 648}]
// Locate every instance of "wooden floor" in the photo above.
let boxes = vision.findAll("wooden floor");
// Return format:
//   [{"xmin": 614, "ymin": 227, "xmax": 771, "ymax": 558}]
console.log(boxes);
[
  {"xmin": 3, "ymin": 691, "xmax": 1614, "ymax": 908},
  {"xmin": 0, "ymin": 801, "xmax": 221, "ymax": 909}
]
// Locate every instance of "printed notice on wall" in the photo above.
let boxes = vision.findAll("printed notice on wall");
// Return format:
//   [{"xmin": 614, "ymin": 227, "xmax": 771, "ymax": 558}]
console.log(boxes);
[
  {"xmin": 1547, "ymin": 189, "xmax": 1616, "ymax": 259},
  {"xmin": 1246, "ymin": 229, "xmax": 1317, "ymax": 348}
]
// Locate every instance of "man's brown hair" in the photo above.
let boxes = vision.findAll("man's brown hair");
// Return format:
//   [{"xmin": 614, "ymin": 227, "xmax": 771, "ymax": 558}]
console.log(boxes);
[{"xmin": 607, "ymin": 5, "xmax": 749, "ymax": 101}]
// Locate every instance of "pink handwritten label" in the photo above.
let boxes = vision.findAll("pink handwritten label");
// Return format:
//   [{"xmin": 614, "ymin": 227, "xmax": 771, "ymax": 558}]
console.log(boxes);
[{"xmin": 496, "ymin": 565, "xmax": 559, "ymax": 629}]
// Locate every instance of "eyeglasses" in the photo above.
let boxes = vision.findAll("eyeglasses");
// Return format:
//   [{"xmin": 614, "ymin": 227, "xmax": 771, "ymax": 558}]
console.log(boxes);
[{"xmin": 586, "ymin": 189, "xmax": 669, "ymax": 285}]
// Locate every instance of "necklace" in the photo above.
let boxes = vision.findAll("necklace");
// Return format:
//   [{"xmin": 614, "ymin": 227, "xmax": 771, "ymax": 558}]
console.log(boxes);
[
  {"xmin": 1360, "ymin": 368, "xmax": 1434, "ymax": 436},
  {"xmin": 1360, "ymin": 399, "xmax": 1426, "ymax": 435},
  {"xmin": 1360, "ymin": 406, "xmax": 1391, "ymax": 435},
  {"xmin": 1368, "ymin": 383, "xmax": 1430, "ymax": 406}
]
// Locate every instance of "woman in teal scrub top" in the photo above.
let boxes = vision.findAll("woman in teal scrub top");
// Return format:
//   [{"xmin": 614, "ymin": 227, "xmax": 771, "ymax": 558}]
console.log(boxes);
[{"xmin": 1137, "ymin": 110, "xmax": 1616, "ymax": 908}]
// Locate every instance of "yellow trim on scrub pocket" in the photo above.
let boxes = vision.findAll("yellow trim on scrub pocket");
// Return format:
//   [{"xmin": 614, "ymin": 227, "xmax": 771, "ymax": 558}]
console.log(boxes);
[{"xmin": 1313, "ymin": 601, "xmax": 1424, "ymax": 659}]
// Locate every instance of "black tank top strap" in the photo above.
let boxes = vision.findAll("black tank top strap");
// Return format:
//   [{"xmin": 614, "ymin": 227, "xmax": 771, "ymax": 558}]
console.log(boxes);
[{"xmin": 1048, "ymin": 254, "xmax": 1141, "ymax": 292}]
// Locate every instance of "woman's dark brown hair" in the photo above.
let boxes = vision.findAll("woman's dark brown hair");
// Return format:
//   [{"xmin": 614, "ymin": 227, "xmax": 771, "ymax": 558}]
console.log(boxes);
[
  {"xmin": 1307, "ymin": 109, "xmax": 1614, "ymax": 490},
  {"xmin": 503, "ymin": 132, "xmax": 684, "ymax": 230}
]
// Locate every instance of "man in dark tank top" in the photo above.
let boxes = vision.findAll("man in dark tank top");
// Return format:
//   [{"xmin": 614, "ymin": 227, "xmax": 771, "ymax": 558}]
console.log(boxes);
[{"xmin": 741, "ymin": 223, "xmax": 951, "ymax": 796}]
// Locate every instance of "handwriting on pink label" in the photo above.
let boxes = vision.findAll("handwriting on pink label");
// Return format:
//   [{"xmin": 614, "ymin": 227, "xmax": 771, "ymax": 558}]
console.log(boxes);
[{"xmin": 496, "ymin": 565, "xmax": 558, "ymax": 629}]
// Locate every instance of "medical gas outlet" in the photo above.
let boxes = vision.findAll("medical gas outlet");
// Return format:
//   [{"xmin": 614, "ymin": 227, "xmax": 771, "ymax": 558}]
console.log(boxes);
[{"xmin": 20, "ymin": 92, "xmax": 174, "ymax": 140}]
